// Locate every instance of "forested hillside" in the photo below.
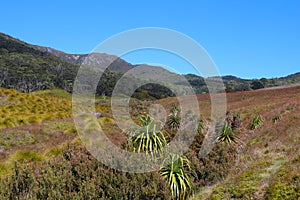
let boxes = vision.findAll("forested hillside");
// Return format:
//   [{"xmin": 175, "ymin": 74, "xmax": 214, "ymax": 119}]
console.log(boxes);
[{"xmin": 0, "ymin": 32, "xmax": 299, "ymax": 97}]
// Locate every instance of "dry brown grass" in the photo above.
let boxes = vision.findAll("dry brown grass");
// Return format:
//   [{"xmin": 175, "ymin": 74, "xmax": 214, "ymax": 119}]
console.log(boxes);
[
  {"xmin": 1, "ymin": 86, "xmax": 299, "ymax": 199},
  {"xmin": 189, "ymin": 86, "xmax": 300, "ymax": 199}
]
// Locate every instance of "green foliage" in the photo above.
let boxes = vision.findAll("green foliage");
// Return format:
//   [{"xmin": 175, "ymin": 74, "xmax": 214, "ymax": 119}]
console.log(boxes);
[
  {"xmin": 45, "ymin": 146, "xmax": 64, "ymax": 158},
  {"xmin": 1, "ymin": 33, "xmax": 300, "ymax": 98},
  {"xmin": 9, "ymin": 150, "xmax": 43, "ymax": 163},
  {"xmin": 265, "ymin": 156, "xmax": 300, "ymax": 200},
  {"xmin": 168, "ymin": 112, "xmax": 181, "ymax": 130},
  {"xmin": 217, "ymin": 122, "xmax": 237, "ymax": 144},
  {"xmin": 0, "ymin": 163, "xmax": 10, "ymax": 178},
  {"xmin": 250, "ymin": 80, "xmax": 265, "ymax": 90},
  {"xmin": 0, "ymin": 145, "xmax": 171, "ymax": 199},
  {"xmin": 266, "ymin": 182, "xmax": 299, "ymax": 200},
  {"xmin": 171, "ymin": 104, "xmax": 180, "ymax": 114},
  {"xmin": 272, "ymin": 115, "xmax": 281, "ymax": 123},
  {"xmin": 0, "ymin": 130, "xmax": 35, "ymax": 150},
  {"xmin": 0, "ymin": 88, "xmax": 72, "ymax": 128},
  {"xmin": 197, "ymin": 118, "xmax": 206, "ymax": 134},
  {"xmin": 249, "ymin": 115, "xmax": 264, "ymax": 130},
  {"xmin": 160, "ymin": 154, "xmax": 193, "ymax": 199},
  {"xmin": 167, "ymin": 104, "xmax": 181, "ymax": 131},
  {"xmin": 127, "ymin": 115, "xmax": 167, "ymax": 154}
]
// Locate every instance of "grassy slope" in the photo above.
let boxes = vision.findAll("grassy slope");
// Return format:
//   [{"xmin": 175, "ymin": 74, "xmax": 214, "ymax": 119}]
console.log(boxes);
[
  {"xmin": 0, "ymin": 88, "xmax": 78, "ymax": 175},
  {"xmin": 191, "ymin": 87, "xmax": 300, "ymax": 199},
  {"xmin": 0, "ymin": 87, "xmax": 119, "ymax": 163},
  {"xmin": 0, "ymin": 86, "xmax": 299, "ymax": 199}
]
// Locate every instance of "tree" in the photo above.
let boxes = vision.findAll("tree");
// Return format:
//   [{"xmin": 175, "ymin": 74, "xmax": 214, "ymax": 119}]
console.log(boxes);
[
  {"xmin": 250, "ymin": 80, "xmax": 264, "ymax": 90},
  {"xmin": 260, "ymin": 78, "xmax": 268, "ymax": 87},
  {"xmin": 249, "ymin": 115, "xmax": 263, "ymax": 130},
  {"xmin": 225, "ymin": 80, "xmax": 238, "ymax": 92}
]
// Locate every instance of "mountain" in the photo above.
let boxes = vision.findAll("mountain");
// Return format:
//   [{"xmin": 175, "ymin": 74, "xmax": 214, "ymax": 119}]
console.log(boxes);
[
  {"xmin": 0, "ymin": 32, "xmax": 299, "ymax": 97},
  {"xmin": 35, "ymin": 46, "xmax": 134, "ymax": 73},
  {"xmin": 0, "ymin": 32, "xmax": 78, "ymax": 92},
  {"xmin": 0, "ymin": 32, "xmax": 134, "ymax": 73}
]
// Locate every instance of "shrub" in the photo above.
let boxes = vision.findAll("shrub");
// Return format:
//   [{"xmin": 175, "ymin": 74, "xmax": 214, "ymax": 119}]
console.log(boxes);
[
  {"xmin": 98, "ymin": 117, "xmax": 115, "ymax": 125},
  {"xmin": 217, "ymin": 122, "xmax": 237, "ymax": 144},
  {"xmin": 272, "ymin": 115, "xmax": 281, "ymax": 123},
  {"xmin": 249, "ymin": 115, "xmax": 263, "ymax": 130},
  {"xmin": 0, "ymin": 144, "xmax": 171, "ymax": 199},
  {"xmin": 168, "ymin": 113, "xmax": 181, "ymax": 130},
  {"xmin": 0, "ymin": 163, "xmax": 10, "ymax": 178}
]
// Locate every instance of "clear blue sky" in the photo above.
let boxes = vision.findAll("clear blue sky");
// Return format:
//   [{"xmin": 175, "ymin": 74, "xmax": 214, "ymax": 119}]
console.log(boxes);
[{"xmin": 1, "ymin": 0, "xmax": 299, "ymax": 78}]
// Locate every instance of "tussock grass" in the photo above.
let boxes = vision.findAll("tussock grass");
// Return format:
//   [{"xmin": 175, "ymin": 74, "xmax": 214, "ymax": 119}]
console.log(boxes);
[
  {"xmin": 44, "ymin": 146, "xmax": 64, "ymax": 158},
  {"xmin": 9, "ymin": 150, "xmax": 44, "ymax": 163},
  {"xmin": 84, "ymin": 122, "xmax": 101, "ymax": 135},
  {"xmin": 0, "ymin": 162, "xmax": 10, "ymax": 178},
  {"xmin": 0, "ymin": 87, "xmax": 72, "ymax": 128},
  {"xmin": 64, "ymin": 128, "xmax": 77, "ymax": 134},
  {"xmin": 27, "ymin": 116, "xmax": 42, "ymax": 124},
  {"xmin": 98, "ymin": 117, "xmax": 115, "ymax": 125}
]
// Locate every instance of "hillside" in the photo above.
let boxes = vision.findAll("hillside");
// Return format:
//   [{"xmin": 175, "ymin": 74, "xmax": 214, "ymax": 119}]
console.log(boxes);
[
  {"xmin": 1, "ymin": 32, "xmax": 299, "ymax": 98},
  {"xmin": 0, "ymin": 84, "xmax": 299, "ymax": 199},
  {"xmin": 192, "ymin": 86, "xmax": 300, "ymax": 199}
]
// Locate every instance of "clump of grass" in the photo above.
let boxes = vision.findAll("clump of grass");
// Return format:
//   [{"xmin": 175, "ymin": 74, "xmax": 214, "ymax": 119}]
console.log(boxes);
[
  {"xmin": 84, "ymin": 122, "xmax": 101, "ymax": 135},
  {"xmin": 41, "ymin": 114, "xmax": 57, "ymax": 121},
  {"xmin": 217, "ymin": 121, "xmax": 238, "ymax": 144},
  {"xmin": 249, "ymin": 115, "xmax": 263, "ymax": 130},
  {"xmin": 98, "ymin": 117, "xmax": 115, "ymax": 126},
  {"xmin": 1, "ymin": 117, "xmax": 17, "ymax": 128},
  {"xmin": 45, "ymin": 146, "xmax": 63, "ymax": 158},
  {"xmin": 64, "ymin": 128, "xmax": 77, "ymax": 134},
  {"xmin": 27, "ymin": 116, "xmax": 42, "ymax": 124},
  {"xmin": 16, "ymin": 118, "xmax": 29, "ymax": 126},
  {"xmin": 197, "ymin": 118, "xmax": 206, "ymax": 134},
  {"xmin": 9, "ymin": 150, "xmax": 44, "ymax": 163},
  {"xmin": 0, "ymin": 88, "xmax": 72, "ymax": 128},
  {"xmin": 0, "ymin": 162, "xmax": 10, "ymax": 178},
  {"xmin": 272, "ymin": 115, "xmax": 281, "ymax": 123},
  {"xmin": 76, "ymin": 113, "xmax": 96, "ymax": 123}
]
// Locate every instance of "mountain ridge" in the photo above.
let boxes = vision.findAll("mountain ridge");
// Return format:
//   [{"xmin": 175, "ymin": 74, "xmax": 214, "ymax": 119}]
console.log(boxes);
[{"xmin": 0, "ymin": 32, "xmax": 300, "ymax": 96}]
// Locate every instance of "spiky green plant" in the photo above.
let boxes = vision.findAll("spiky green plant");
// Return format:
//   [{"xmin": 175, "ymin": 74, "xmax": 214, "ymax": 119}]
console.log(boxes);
[
  {"xmin": 160, "ymin": 154, "xmax": 192, "ymax": 199},
  {"xmin": 168, "ymin": 113, "xmax": 181, "ymax": 130},
  {"xmin": 128, "ymin": 115, "xmax": 167, "ymax": 154},
  {"xmin": 249, "ymin": 115, "xmax": 263, "ymax": 130},
  {"xmin": 217, "ymin": 121, "xmax": 237, "ymax": 144},
  {"xmin": 171, "ymin": 104, "xmax": 180, "ymax": 114},
  {"xmin": 197, "ymin": 118, "xmax": 206, "ymax": 134},
  {"xmin": 272, "ymin": 115, "xmax": 281, "ymax": 123},
  {"xmin": 140, "ymin": 114, "xmax": 152, "ymax": 126}
]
